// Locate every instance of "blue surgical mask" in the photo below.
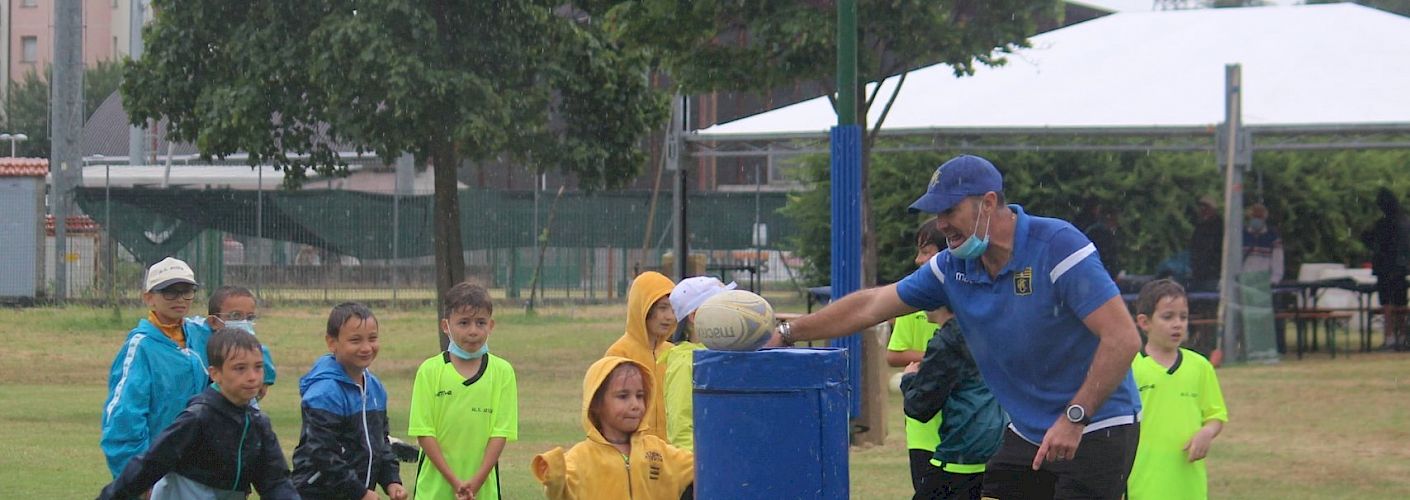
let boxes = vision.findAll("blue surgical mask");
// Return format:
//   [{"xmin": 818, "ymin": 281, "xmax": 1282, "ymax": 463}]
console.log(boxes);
[
  {"xmin": 1247, "ymin": 218, "xmax": 1266, "ymax": 232},
  {"xmin": 447, "ymin": 340, "xmax": 489, "ymax": 360},
  {"xmin": 223, "ymin": 320, "xmax": 256, "ymax": 336},
  {"xmin": 949, "ymin": 201, "xmax": 992, "ymax": 261}
]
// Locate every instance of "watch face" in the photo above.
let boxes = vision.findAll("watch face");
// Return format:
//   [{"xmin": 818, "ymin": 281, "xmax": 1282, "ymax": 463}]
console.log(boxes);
[{"xmin": 1066, "ymin": 405, "xmax": 1085, "ymax": 422}]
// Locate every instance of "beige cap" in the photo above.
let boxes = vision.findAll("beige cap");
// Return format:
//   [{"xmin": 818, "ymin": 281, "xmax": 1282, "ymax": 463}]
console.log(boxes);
[{"xmin": 144, "ymin": 257, "xmax": 198, "ymax": 292}]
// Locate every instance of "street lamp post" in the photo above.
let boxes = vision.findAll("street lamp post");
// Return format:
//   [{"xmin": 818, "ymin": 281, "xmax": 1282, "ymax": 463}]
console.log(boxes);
[{"xmin": 0, "ymin": 132, "xmax": 29, "ymax": 156}]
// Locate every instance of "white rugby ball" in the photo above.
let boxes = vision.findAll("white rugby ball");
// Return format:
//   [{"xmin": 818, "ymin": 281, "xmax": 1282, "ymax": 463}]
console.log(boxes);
[{"xmin": 694, "ymin": 290, "xmax": 776, "ymax": 351}]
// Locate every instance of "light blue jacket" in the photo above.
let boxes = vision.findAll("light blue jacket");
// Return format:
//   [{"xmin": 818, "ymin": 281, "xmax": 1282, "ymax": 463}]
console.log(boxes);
[
  {"xmin": 100, "ymin": 318, "xmax": 209, "ymax": 478},
  {"xmin": 187, "ymin": 317, "xmax": 277, "ymax": 386}
]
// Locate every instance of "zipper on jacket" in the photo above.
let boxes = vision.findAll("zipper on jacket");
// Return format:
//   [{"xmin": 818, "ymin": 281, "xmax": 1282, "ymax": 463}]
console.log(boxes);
[
  {"xmin": 623, "ymin": 453, "xmax": 633, "ymax": 499},
  {"xmin": 232, "ymin": 411, "xmax": 250, "ymax": 490},
  {"xmin": 361, "ymin": 381, "xmax": 373, "ymax": 490}
]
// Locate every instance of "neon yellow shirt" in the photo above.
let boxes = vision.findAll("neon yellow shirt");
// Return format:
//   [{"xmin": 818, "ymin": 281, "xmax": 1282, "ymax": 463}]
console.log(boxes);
[
  {"xmin": 888, "ymin": 311, "xmax": 941, "ymax": 452},
  {"xmin": 408, "ymin": 353, "xmax": 519, "ymax": 500},
  {"xmin": 1128, "ymin": 348, "xmax": 1228, "ymax": 500},
  {"xmin": 659, "ymin": 341, "xmax": 707, "ymax": 451}
]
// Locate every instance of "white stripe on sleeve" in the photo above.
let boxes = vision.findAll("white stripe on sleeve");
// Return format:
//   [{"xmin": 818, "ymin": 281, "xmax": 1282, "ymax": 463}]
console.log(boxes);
[
  {"xmin": 1049, "ymin": 243, "xmax": 1097, "ymax": 283},
  {"xmin": 105, "ymin": 334, "xmax": 147, "ymax": 419}
]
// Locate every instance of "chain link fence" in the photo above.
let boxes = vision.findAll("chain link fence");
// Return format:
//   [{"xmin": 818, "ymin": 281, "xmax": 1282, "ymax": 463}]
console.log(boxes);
[{"xmin": 36, "ymin": 180, "xmax": 802, "ymax": 307}]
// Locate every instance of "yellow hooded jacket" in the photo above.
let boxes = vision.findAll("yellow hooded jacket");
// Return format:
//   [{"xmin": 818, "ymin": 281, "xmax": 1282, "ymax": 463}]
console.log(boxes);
[
  {"xmin": 604, "ymin": 271, "xmax": 675, "ymax": 440},
  {"xmin": 533, "ymin": 356, "xmax": 695, "ymax": 500}
]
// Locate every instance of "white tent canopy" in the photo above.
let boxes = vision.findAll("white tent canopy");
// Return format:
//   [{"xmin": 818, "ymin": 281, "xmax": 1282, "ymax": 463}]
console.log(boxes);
[{"xmin": 697, "ymin": 4, "xmax": 1410, "ymax": 138}]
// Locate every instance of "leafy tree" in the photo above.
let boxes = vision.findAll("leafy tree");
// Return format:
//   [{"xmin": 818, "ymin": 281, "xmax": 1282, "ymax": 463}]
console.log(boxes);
[
  {"xmin": 122, "ymin": 1, "xmax": 666, "ymax": 310},
  {"xmin": 784, "ymin": 143, "xmax": 1410, "ymax": 285},
  {"xmin": 4, "ymin": 60, "xmax": 124, "ymax": 158},
  {"xmin": 599, "ymin": 0, "xmax": 1062, "ymax": 286}
]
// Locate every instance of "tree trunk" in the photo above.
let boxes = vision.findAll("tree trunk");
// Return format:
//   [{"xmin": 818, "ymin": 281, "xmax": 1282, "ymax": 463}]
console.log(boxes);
[{"xmin": 431, "ymin": 142, "xmax": 466, "ymax": 350}]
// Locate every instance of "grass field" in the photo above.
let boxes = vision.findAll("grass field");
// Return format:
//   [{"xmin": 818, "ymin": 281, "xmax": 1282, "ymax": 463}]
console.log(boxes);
[{"xmin": 1, "ymin": 302, "xmax": 1407, "ymax": 498}]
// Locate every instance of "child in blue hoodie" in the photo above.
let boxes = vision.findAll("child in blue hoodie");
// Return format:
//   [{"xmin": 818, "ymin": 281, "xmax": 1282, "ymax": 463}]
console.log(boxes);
[
  {"xmin": 291, "ymin": 302, "xmax": 407, "ymax": 500},
  {"xmin": 98, "ymin": 328, "xmax": 299, "ymax": 500},
  {"xmin": 100, "ymin": 257, "xmax": 211, "ymax": 480}
]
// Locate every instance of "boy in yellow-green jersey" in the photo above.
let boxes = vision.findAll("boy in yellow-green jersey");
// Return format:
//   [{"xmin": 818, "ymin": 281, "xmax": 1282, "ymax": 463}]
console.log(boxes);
[
  {"xmin": 659, "ymin": 276, "xmax": 736, "ymax": 451},
  {"xmin": 1129, "ymin": 279, "xmax": 1228, "ymax": 500},
  {"xmin": 408, "ymin": 282, "xmax": 519, "ymax": 500},
  {"xmin": 888, "ymin": 309, "xmax": 944, "ymax": 491}
]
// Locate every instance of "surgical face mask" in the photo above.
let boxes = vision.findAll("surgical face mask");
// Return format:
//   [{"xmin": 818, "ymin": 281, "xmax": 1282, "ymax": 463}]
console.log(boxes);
[
  {"xmin": 223, "ymin": 319, "xmax": 256, "ymax": 336},
  {"xmin": 949, "ymin": 201, "xmax": 993, "ymax": 261},
  {"xmin": 1248, "ymin": 218, "xmax": 1266, "ymax": 232},
  {"xmin": 447, "ymin": 340, "xmax": 489, "ymax": 360}
]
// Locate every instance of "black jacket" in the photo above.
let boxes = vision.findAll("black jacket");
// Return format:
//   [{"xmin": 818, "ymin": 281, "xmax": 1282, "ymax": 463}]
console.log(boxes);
[
  {"xmin": 97, "ymin": 387, "xmax": 298, "ymax": 500},
  {"xmin": 291, "ymin": 354, "xmax": 401, "ymax": 499},
  {"xmin": 900, "ymin": 320, "xmax": 1008, "ymax": 467}
]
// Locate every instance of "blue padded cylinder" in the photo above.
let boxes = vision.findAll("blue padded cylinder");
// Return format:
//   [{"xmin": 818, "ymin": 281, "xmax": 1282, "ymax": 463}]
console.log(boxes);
[{"xmin": 692, "ymin": 348, "xmax": 850, "ymax": 499}]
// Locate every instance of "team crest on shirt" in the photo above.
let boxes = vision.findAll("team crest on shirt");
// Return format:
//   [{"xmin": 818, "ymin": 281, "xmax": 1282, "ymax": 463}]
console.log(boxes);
[{"xmin": 1014, "ymin": 267, "xmax": 1033, "ymax": 296}]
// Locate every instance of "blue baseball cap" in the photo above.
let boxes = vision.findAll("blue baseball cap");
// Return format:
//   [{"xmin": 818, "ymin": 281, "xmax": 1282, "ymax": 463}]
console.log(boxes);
[{"xmin": 908, "ymin": 155, "xmax": 1003, "ymax": 214}]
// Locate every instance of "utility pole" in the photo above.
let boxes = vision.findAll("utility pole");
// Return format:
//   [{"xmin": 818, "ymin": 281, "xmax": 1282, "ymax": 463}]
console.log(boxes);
[
  {"xmin": 1217, "ymin": 64, "xmax": 1248, "ymax": 362},
  {"xmin": 831, "ymin": 0, "xmax": 885, "ymax": 446},
  {"xmin": 51, "ymin": 0, "xmax": 83, "ymax": 300},
  {"xmin": 669, "ymin": 94, "xmax": 689, "ymax": 281},
  {"xmin": 128, "ymin": 0, "xmax": 146, "ymax": 166}
]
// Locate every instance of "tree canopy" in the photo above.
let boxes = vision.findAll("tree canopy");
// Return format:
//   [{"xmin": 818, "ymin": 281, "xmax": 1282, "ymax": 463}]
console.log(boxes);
[
  {"xmin": 596, "ymin": 0, "xmax": 1062, "ymax": 285},
  {"xmin": 123, "ymin": 0, "xmax": 668, "ymax": 307}
]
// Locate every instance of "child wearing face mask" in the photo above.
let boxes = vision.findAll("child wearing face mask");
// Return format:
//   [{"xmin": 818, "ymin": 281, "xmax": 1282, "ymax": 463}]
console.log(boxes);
[
  {"xmin": 408, "ymin": 282, "xmax": 518, "ymax": 500},
  {"xmin": 604, "ymin": 271, "xmax": 678, "ymax": 440},
  {"xmin": 191, "ymin": 286, "xmax": 278, "ymax": 401},
  {"xmin": 533, "ymin": 357, "xmax": 694, "ymax": 500}
]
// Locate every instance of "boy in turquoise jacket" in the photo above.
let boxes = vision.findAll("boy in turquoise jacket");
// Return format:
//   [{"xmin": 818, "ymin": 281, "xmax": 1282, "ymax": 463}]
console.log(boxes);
[{"xmin": 100, "ymin": 257, "xmax": 210, "ymax": 478}]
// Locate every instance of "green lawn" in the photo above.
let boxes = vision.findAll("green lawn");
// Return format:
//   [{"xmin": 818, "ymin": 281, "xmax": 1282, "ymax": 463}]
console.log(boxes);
[{"xmin": 1, "ymin": 304, "xmax": 1407, "ymax": 498}]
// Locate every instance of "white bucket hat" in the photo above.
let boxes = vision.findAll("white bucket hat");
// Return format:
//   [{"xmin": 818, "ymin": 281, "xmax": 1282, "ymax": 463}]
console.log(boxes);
[{"xmin": 669, "ymin": 276, "xmax": 737, "ymax": 321}]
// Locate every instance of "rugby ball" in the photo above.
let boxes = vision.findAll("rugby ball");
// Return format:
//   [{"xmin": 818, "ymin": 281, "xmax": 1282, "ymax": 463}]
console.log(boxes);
[{"xmin": 695, "ymin": 290, "xmax": 776, "ymax": 351}]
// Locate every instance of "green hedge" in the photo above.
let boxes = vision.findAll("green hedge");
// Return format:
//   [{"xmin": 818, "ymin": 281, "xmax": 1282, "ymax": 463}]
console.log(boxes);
[{"xmin": 783, "ymin": 145, "xmax": 1410, "ymax": 286}]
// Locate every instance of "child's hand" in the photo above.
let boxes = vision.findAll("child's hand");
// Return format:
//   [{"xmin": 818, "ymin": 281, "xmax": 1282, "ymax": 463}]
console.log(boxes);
[
  {"xmin": 455, "ymin": 480, "xmax": 477, "ymax": 500},
  {"xmin": 903, "ymin": 361, "xmax": 921, "ymax": 374},
  {"xmin": 386, "ymin": 483, "xmax": 408, "ymax": 500},
  {"xmin": 1184, "ymin": 427, "xmax": 1216, "ymax": 462}
]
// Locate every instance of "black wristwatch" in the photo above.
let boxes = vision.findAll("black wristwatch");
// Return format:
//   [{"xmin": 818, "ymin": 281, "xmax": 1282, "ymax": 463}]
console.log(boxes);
[{"xmin": 1065, "ymin": 404, "xmax": 1091, "ymax": 426}]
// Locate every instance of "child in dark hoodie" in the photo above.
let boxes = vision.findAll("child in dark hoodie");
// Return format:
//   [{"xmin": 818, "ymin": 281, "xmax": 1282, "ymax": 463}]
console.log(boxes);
[
  {"xmin": 97, "ymin": 328, "xmax": 298, "ymax": 500},
  {"xmin": 291, "ymin": 302, "xmax": 406, "ymax": 500}
]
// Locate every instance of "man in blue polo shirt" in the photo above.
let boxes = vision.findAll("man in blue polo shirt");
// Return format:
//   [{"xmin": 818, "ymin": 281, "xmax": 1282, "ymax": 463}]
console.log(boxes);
[{"xmin": 772, "ymin": 155, "xmax": 1143, "ymax": 499}]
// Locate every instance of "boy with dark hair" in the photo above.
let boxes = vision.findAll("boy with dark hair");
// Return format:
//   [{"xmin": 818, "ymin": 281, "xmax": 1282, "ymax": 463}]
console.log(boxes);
[
  {"xmin": 98, "ymin": 328, "xmax": 299, "ymax": 499},
  {"xmin": 408, "ymin": 282, "xmax": 519, "ymax": 499},
  {"xmin": 291, "ymin": 302, "xmax": 406, "ymax": 500},
  {"xmin": 1128, "ymin": 279, "xmax": 1228, "ymax": 500},
  {"xmin": 888, "ymin": 219, "xmax": 948, "ymax": 497},
  {"xmin": 101, "ymin": 257, "xmax": 211, "ymax": 479},
  {"xmin": 192, "ymin": 285, "xmax": 277, "ymax": 400}
]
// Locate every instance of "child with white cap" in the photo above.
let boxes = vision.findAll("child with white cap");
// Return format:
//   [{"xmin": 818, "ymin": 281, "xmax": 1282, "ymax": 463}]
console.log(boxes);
[
  {"xmin": 658, "ymin": 276, "xmax": 736, "ymax": 451},
  {"xmin": 100, "ymin": 257, "xmax": 213, "ymax": 483}
]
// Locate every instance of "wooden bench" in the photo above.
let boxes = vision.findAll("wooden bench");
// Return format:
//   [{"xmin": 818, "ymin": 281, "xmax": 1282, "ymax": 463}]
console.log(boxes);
[{"xmin": 1276, "ymin": 309, "xmax": 1354, "ymax": 359}]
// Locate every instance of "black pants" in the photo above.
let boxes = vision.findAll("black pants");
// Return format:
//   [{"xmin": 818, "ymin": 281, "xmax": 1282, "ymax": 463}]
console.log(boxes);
[
  {"xmin": 910, "ymin": 449, "xmax": 983, "ymax": 500},
  {"xmin": 982, "ymin": 424, "xmax": 1139, "ymax": 500}
]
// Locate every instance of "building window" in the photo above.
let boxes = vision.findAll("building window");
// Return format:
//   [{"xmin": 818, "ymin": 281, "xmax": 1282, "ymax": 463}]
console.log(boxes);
[{"xmin": 22, "ymin": 37, "xmax": 38, "ymax": 63}]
